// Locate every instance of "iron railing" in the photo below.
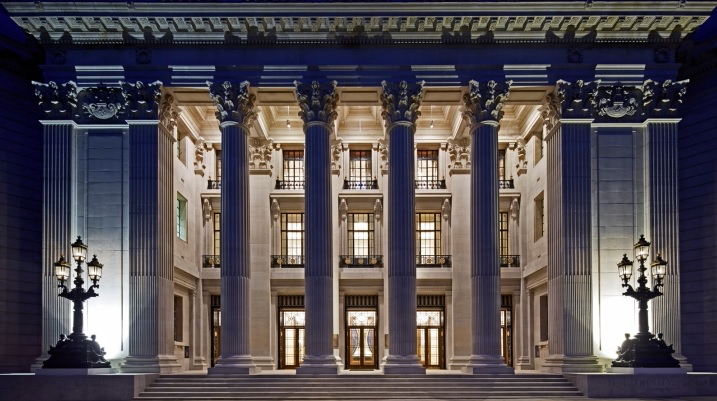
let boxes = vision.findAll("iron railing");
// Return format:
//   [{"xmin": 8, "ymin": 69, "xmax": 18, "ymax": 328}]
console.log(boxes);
[
  {"xmin": 416, "ymin": 255, "xmax": 452, "ymax": 268},
  {"xmin": 343, "ymin": 179, "xmax": 378, "ymax": 190},
  {"xmin": 339, "ymin": 255, "xmax": 383, "ymax": 267},
  {"xmin": 207, "ymin": 179, "xmax": 221, "ymax": 189},
  {"xmin": 415, "ymin": 179, "xmax": 446, "ymax": 190},
  {"xmin": 271, "ymin": 255, "xmax": 305, "ymax": 267},
  {"xmin": 202, "ymin": 255, "xmax": 220, "ymax": 268},
  {"xmin": 499, "ymin": 179, "xmax": 515, "ymax": 189},
  {"xmin": 500, "ymin": 255, "xmax": 520, "ymax": 267},
  {"xmin": 275, "ymin": 179, "xmax": 305, "ymax": 190}
]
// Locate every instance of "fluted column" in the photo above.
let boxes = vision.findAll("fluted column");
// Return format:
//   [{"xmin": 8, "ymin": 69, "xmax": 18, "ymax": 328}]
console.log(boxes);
[
  {"xmin": 122, "ymin": 83, "xmax": 182, "ymax": 373},
  {"xmin": 207, "ymin": 81, "xmax": 259, "ymax": 374},
  {"xmin": 543, "ymin": 81, "xmax": 601, "ymax": 373},
  {"xmin": 295, "ymin": 81, "xmax": 340, "ymax": 375},
  {"xmin": 381, "ymin": 80, "xmax": 426, "ymax": 374},
  {"xmin": 31, "ymin": 81, "xmax": 78, "ymax": 368},
  {"xmin": 462, "ymin": 80, "xmax": 513, "ymax": 374}
]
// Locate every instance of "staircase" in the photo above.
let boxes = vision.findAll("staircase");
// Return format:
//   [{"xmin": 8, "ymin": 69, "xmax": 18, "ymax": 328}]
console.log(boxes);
[{"xmin": 135, "ymin": 373, "xmax": 583, "ymax": 400}]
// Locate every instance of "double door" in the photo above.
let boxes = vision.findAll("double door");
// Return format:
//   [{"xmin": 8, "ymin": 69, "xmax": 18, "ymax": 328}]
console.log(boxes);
[
  {"xmin": 345, "ymin": 310, "xmax": 378, "ymax": 369},
  {"xmin": 417, "ymin": 327, "xmax": 444, "ymax": 369}
]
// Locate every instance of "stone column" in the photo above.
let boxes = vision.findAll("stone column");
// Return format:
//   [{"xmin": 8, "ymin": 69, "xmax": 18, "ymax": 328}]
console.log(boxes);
[
  {"xmin": 206, "ymin": 81, "xmax": 259, "ymax": 374},
  {"xmin": 516, "ymin": 286, "xmax": 533, "ymax": 370},
  {"xmin": 122, "ymin": 83, "xmax": 182, "ymax": 373},
  {"xmin": 462, "ymin": 80, "xmax": 513, "ymax": 374},
  {"xmin": 31, "ymin": 81, "xmax": 78, "ymax": 368},
  {"xmin": 543, "ymin": 81, "xmax": 601, "ymax": 373},
  {"xmin": 295, "ymin": 81, "xmax": 340, "ymax": 375},
  {"xmin": 380, "ymin": 80, "xmax": 425, "ymax": 374}
]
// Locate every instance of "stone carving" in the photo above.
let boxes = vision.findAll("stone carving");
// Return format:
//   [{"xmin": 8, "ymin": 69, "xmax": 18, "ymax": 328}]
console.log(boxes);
[
  {"xmin": 515, "ymin": 139, "xmax": 527, "ymax": 175},
  {"xmin": 374, "ymin": 198, "xmax": 383, "ymax": 221},
  {"xmin": 339, "ymin": 199, "xmax": 349, "ymax": 222},
  {"xmin": 510, "ymin": 197, "xmax": 520, "ymax": 222},
  {"xmin": 442, "ymin": 199, "xmax": 451, "ymax": 221},
  {"xmin": 331, "ymin": 140, "xmax": 343, "ymax": 171},
  {"xmin": 447, "ymin": 137, "xmax": 471, "ymax": 170},
  {"xmin": 556, "ymin": 79, "xmax": 599, "ymax": 118},
  {"xmin": 295, "ymin": 80, "xmax": 339, "ymax": 126},
  {"xmin": 248, "ymin": 138, "xmax": 274, "ymax": 170},
  {"xmin": 541, "ymin": 93, "xmax": 560, "ymax": 133},
  {"xmin": 380, "ymin": 80, "xmax": 424, "ymax": 127},
  {"xmin": 76, "ymin": 84, "xmax": 126, "ymax": 122},
  {"xmin": 271, "ymin": 199, "xmax": 280, "ymax": 221},
  {"xmin": 202, "ymin": 198, "xmax": 212, "ymax": 223},
  {"xmin": 642, "ymin": 79, "xmax": 688, "ymax": 118},
  {"xmin": 596, "ymin": 84, "xmax": 641, "ymax": 119},
  {"xmin": 32, "ymin": 80, "xmax": 78, "ymax": 119},
  {"xmin": 462, "ymin": 80, "xmax": 512, "ymax": 126},
  {"xmin": 159, "ymin": 94, "xmax": 179, "ymax": 134},
  {"xmin": 377, "ymin": 139, "xmax": 388, "ymax": 171},
  {"xmin": 194, "ymin": 138, "xmax": 207, "ymax": 176},
  {"xmin": 121, "ymin": 80, "xmax": 162, "ymax": 119},
  {"xmin": 207, "ymin": 81, "xmax": 258, "ymax": 127}
]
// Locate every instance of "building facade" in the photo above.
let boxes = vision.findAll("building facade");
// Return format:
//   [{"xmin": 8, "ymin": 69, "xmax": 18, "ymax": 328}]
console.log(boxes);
[{"xmin": 1, "ymin": 0, "xmax": 717, "ymax": 375}]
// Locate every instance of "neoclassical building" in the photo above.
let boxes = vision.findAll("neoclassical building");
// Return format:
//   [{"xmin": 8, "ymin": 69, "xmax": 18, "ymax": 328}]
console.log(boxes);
[{"xmin": 1, "ymin": 0, "xmax": 717, "ymax": 376}]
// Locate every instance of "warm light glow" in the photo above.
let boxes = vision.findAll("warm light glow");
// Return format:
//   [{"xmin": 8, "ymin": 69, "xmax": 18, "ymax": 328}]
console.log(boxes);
[
  {"xmin": 71, "ymin": 236, "xmax": 88, "ymax": 262},
  {"xmin": 634, "ymin": 235, "xmax": 650, "ymax": 262},
  {"xmin": 651, "ymin": 254, "xmax": 668, "ymax": 285},
  {"xmin": 87, "ymin": 255, "xmax": 103, "ymax": 282},
  {"xmin": 53, "ymin": 255, "xmax": 71, "ymax": 282}
]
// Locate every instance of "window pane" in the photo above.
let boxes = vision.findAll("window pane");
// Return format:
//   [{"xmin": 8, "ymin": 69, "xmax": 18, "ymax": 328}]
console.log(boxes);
[
  {"xmin": 348, "ymin": 213, "xmax": 374, "ymax": 256},
  {"xmin": 416, "ymin": 213, "xmax": 441, "ymax": 256},
  {"xmin": 283, "ymin": 150, "xmax": 304, "ymax": 183},
  {"xmin": 281, "ymin": 213, "xmax": 304, "ymax": 256},
  {"xmin": 349, "ymin": 150, "xmax": 372, "ymax": 182},
  {"xmin": 416, "ymin": 150, "xmax": 439, "ymax": 182}
]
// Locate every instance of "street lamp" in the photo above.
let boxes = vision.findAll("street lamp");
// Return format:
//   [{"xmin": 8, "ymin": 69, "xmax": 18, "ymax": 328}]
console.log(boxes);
[
  {"xmin": 611, "ymin": 235, "xmax": 679, "ymax": 368},
  {"xmin": 43, "ymin": 236, "xmax": 111, "ymax": 369}
]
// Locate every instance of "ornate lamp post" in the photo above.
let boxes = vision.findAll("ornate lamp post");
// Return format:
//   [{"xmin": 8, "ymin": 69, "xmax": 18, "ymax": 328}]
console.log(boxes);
[
  {"xmin": 611, "ymin": 235, "xmax": 679, "ymax": 368},
  {"xmin": 43, "ymin": 236, "xmax": 111, "ymax": 369}
]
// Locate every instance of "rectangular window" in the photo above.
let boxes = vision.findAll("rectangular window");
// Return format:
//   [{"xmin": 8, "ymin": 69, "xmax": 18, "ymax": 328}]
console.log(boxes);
[
  {"xmin": 348, "ymin": 213, "xmax": 375, "ymax": 256},
  {"xmin": 281, "ymin": 213, "xmax": 305, "ymax": 257},
  {"xmin": 539, "ymin": 295, "xmax": 549, "ymax": 342},
  {"xmin": 213, "ymin": 212, "xmax": 221, "ymax": 256},
  {"xmin": 349, "ymin": 150, "xmax": 372, "ymax": 182},
  {"xmin": 176, "ymin": 193, "xmax": 187, "ymax": 241},
  {"xmin": 498, "ymin": 149, "xmax": 506, "ymax": 181},
  {"xmin": 177, "ymin": 132, "xmax": 187, "ymax": 166},
  {"xmin": 534, "ymin": 192, "xmax": 544, "ymax": 241},
  {"xmin": 534, "ymin": 133, "xmax": 544, "ymax": 165},
  {"xmin": 416, "ymin": 150, "xmax": 439, "ymax": 186},
  {"xmin": 174, "ymin": 295, "xmax": 184, "ymax": 342},
  {"xmin": 499, "ymin": 212, "xmax": 509, "ymax": 256},
  {"xmin": 283, "ymin": 150, "xmax": 304, "ymax": 184},
  {"xmin": 215, "ymin": 150, "xmax": 222, "ymax": 182},
  {"xmin": 416, "ymin": 213, "xmax": 442, "ymax": 257}
]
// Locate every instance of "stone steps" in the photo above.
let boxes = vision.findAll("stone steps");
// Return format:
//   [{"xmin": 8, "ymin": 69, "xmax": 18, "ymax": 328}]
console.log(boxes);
[{"xmin": 135, "ymin": 373, "xmax": 582, "ymax": 400}]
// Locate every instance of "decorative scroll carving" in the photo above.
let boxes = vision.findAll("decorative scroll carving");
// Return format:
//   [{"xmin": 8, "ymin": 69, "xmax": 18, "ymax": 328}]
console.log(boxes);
[
  {"xmin": 339, "ymin": 199, "xmax": 349, "ymax": 222},
  {"xmin": 447, "ymin": 137, "xmax": 471, "ymax": 170},
  {"xmin": 596, "ymin": 84, "xmax": 641, "ymax": 119},
  {"xmin": 202, "ymin": 198, "xmax": 212, "ymax": 223},
  {"xmin": 380, "ymin": 80, "xmax": 425, "ymax": 127},
  {"xmin": 248, "ymin": 138, "xmax": 274, "ymax": 170},
  {"xmin": 510, "ymin": 197, "xmax": 520, "ymax": 222},
  {"xmin": 76, "ymin": 84, "xmax": 126, "ymax": 123},
  {"xmin": 331, "ymin": 140, "xmax": 343, "ymax": 171},
  {"xmin": 207, "ymin": 81, "xmax": 257, "ymax": 127},
  {"xmin": 32, "ymin": 80, "xmax": 78, "ymax": 119},
  {"xmin": 462, "ymin": 80, "xmax": 512, "ymax": 125},
  {"xmin": 295, "ymin": 80, "xmax": 339, "ymax": 126},
  {"xmin": 194, "ymin": 138, "xmax": 207, "ymax": 176},
  {"xmin": 541, "ymin": 93, "xmax": 560, "ymax": 133},
  {"xmin": 515, "ymin": 139, "xmax": 527, "ymax": 176},
  {"xmin": 555, "ymin": 79, "xmax": 599, "ymax": 119},
  {"xmin": 271, "ymin": 199, "xmax": 280, "ymax": 221},
  {"xmin": 442, "ymin": 199, "xmax": 451, "ymax": 221},
  {"xmin": 377, "ymin": 139, "xmax": 388, "ymax": 171},
  {"xmin": 642, "ymin": 79, "xmax": 688, "ymax": 118},
  {"xmin": 158, "ymin": 94, "xmax": 179, "ymax": 135},
  {"xmin": 120, "ymin": 80, "xmax": 162, "ymax": 119},
  {"xmin": 374, "ymin": 198, "xmax": 383, "ymax": 221}
]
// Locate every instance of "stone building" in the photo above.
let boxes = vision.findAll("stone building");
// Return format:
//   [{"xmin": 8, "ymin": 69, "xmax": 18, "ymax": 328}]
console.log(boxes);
[{"xmin": 1, "ymin": 0, "xmax": 717, "ymax": 377}]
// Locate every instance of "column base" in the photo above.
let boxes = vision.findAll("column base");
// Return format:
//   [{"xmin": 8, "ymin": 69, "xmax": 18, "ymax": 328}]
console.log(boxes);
[
  {"xmin": 121, "ymin": 355, "xmax": 182, "ymax": 374},
  {"xmin": 448, "ymin": 355, "xmax": 470, "ymax": 370},
  {"xmin": 253, "ymin": 356, "xmax": 276, "ymax": 371},
  {"xmin": 208, "ymin": 355, "xmax": 260, "ymax": 375},
  {"xmin": 463, "ymin": 355, "xmax": 514, "ymax": 374},
  {"xmin": 383, "ymin": 355, "xmax": 426, "ymax": 375},
  {"xmin": 515, "ymin": 356, "xmax": 533, "ymax": 371},
  {"xmin": 296, "ymin": 355, "xmax": 340, "ymax": 375},
  {"xmin": 191, "ymin": 357, "xmax": 208, "ymax": 371},
  {"xmin": 542, "ymin": 354, "xmax": 603, "ymax": 373}
]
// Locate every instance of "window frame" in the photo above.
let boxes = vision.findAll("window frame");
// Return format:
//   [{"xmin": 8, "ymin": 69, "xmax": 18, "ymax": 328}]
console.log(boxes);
[
  {"xmin": 176, "ymin": 193, "xmax": 188, "ymax": 241},
  {"xmin": 415, "ymin": 212, "xmax": 442, "ymax": 257},
  {"xmin": 280, "ymin": 213, "xmax": 305, "ymax": 257},
  {"xmin": 348, "ymin": 213, "xmax": 375, "ymax": 256},
  {"xmin": 416, "ymin": 149, "xmax": 439, "ymax": 184},
  {"xmin": 499, "ymin": 211, "xmax": 509, "ymax": 256},
  {"xmin": 534, "ymin": 192, "xmax": 544, "ymax": 242},
  {"xmin": 213, "ymin": 212, "xmax": 221, "ymax": 256},
  {"xmin": 282, "ymin": 150, "xmax": 305, "ymax": 184}
]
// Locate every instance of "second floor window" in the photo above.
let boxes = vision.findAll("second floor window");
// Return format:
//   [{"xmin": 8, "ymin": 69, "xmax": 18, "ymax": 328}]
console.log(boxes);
[
  {"xmin": 416, "ymin": 213, "xmax": 442, "ymax": 256},
  {"xmin": 283, "ymin": 150, "xmax": 304, "ymax": 185},
  {"xmin": 349, "ymin": 150, "xmax": 372, "ymax": 183},
  {"xmin": 213, "ymin": 213, "xmax": 221, "ymax": 256},
  {"xmin": 281, "ymin": 213, "xmax": 304, "ymax": 256},
  {"xmin": 498, "ymin": 149, "xmax": 506, "ymax": 181},
  {"xmin": 416, "ymin": 150, "xmax": 439, "ymax": 185},
  {"xmin": 348, "ymin": 213, "xmax": 374, "ymax": 256},
  {"xmin": 215, "ymin": 150, "xmax": 222, "ymax": 183},
  {"xmin": 534, "ymin": 192, "xmax": 545, "ymax": 241},
  {"xmin": 499, "ymin": 212, "xmax": 509, "ymax": 256},
  {"xmin": 176, "ymin": 193, "xmax": 187, "ymax": 241}
]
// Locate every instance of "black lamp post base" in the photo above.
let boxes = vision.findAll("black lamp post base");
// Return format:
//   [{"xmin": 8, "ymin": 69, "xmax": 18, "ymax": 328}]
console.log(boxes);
[
  {"xmin": 42, "ymin": 335, "xmax": 111, "ymax": 369},
  {"xmin": 611, "ymin": 335, "xmax": 680, "ymax": 368}
]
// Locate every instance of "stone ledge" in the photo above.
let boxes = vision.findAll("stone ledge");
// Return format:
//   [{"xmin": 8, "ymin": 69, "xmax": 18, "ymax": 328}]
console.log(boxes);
[
  {"xmin": 564, "ymin": 372, "xmax": 717, "ymax": 398},
  {"xmin": 0, "ymin": 373, "xmax": 158, "ymax": 401}
]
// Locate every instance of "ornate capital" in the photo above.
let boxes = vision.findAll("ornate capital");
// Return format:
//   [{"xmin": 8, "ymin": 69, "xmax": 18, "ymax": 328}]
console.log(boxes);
[
  {"xmin": 207, "ymin": 81, "xmax": 257, "ymax": 127},
  {"xmin": 541, "ymin": 93, "xmax": 560, "ymax": 133},
  {"xmin": 595, "ymin": 84, "xmax": 643, "ymax": 121},
  {"xmin": 556, "ymin": 79, "xmax": 599, "ymax": 119},
  {"xmin": 248, "ymin": 138, "xmax": 274, "ymax": 170},
  {"xmin": 447, "ymin": 137, "xmax": 471, "ymax": 171},
  {"xmin": 295, "ymin": 80, "xmax": 339, "ymax": 127},
  {"xmin": 374, "ymin": 198, "xmax": 383, "ymax": 221},
  {"xmin": 462, "ymin": 80, "xmax": 512, "ymax": 126},
  {"xmin": 76, "ymin": 84, "xmax": 126, "ymax": 124},
  {"xmin": 159, "ymin": 94, "xmax": 180, "ymax": 134},
  {"xmin": 32, "ymin": 80, "xmax": 78, "ymax": 120},
  {"xmin": 377, "ymin": 139, "xmax": 388, "ymax": 171},
  {"xmin": 121, "ymin": 80, "xmax": 162, "ymax": 120},
  {"xmin": 642, "ymin": 79, "xmax": 688, "ymax": 118},
  {"xmin": 331, "ymin": 139, "xmax": 343, "ymax": 171},
  {"xmin": 380, "ymin": 80, "xmax": 424, "ymax": 128}
]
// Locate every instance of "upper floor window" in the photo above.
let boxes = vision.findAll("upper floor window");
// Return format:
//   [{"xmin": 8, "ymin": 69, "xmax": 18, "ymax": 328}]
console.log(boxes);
[
  {"xmin": 499, "ymin": 212, "xmax": 509, "ymax": 256},
  {"xmin": 281, "ymin": 213, "xmax": 305, "ymax": 257},
  {"xmin": 215, "ymin": 149, "xmax": 222, "ymax": 183},
  {"xmin": 348, "ymin": 213, "xmax": 375, "ymax": 256},
  {"xmin": 534, "ymin": 133, "xmax": 544, "ymax": 165},
  {"xmin": 416, "ymin": 213, "xmax": 442, "ymax": 257},
  {"xmin": 281, "ymin": 150, "xmax": 304, "ymax": 190},
  {"xmin": 498, "ymin": 149, "xmax": 506, "ymax": 181},
  {"xmin": 177, "ymin": 131, "xmax": 187, "ymax": 166},
  {"xmin": 213, "ymin": 213, "xmax": 221, "ymax": 256},
  {"xmin": 176, "ymin": 193, "xmax": 187, "ymax": 241},
  {"xmin": 350, "ymin": 150, "xmax": 372, "ymax": 179},
  {"xmin": 417, "ymin": 150, "xmax": 443, "ymax": 189},
  {"xmin": 534, "ymin": 192, "xmax": 544, "ymax": 241}
]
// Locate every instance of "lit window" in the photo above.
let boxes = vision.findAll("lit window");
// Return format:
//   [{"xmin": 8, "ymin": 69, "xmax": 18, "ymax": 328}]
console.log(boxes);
[
  {"xmin": 349, "ymin": 150, "xmax": 372, "ymax": 182},
  {"xmin": 213, "ymin": 213, "xmax": 220, "ymax": 256},
  {"xmin": 281, "ymin": 213, "xmax": 304, "ymax": 257},
  {"xmin": 348, "ymin": 213, "xmax": 374, "ymax": 256},
  {"xmin": 416, "ymin": 150, "xmax": 439, "ymax": 187},
  {"xmin": 283, "ymin": 150, "xmax": 304, "ymax": 186},
  {"xmin": 500, "ymin": 212, "xmax": 509, "ymax": 256},
  {"xmin": 416, "ymin": 213, "xmax": 442, "ymax": 257},
  {"xmin": 498, "ymin": 149, "xmax": 506, "ymax": 181},
  {"xmin": 176, "ymin": 193, "xmax": 187, "ymax": 241}
]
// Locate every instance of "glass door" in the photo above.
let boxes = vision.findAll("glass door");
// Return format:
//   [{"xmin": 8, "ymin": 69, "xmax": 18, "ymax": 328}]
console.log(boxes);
[
  {"xmin": 278, "ymin": 310, "xmax": 305, "ymax": 369},
  {"xmin": 416, "ymin": 310, "xmax": 445, "ymax": 369},
  {"xmin": 346, "ymin": 310, "xmax": 378, "ymax": 369}
]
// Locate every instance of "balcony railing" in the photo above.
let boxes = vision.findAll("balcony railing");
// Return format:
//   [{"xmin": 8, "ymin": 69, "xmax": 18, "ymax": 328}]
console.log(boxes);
[
  {"xmin": 275, "ymin": 179, "xmax": 305, "ymax": 190},
  {"xmin": 207, "ymin": 179, "xmax": 221, "ymax": 189},
  {"xmin": 339, "ymin": 255, "xmax": 383, "ymax": 268},
  {"xmin": 500, "ymin": 255, "xmax": 520, "ymax": 267},
  {"xmin": 415, "ymin": 178, "xmax": 446, "ymax": 190},
  {"xmin": 499, "ymin": 179, "xmax": 515, "ymax": 189},
  {"xmin": 202, "ymin": 254, "xmax": 220, "ymax": 268},
  {"xmin": 343, "ymin": 179, "xmax": 378, "ymax": 190},
  {"xmin": 416, "ymin": 255, "xmax": 452, "ymax": 268},
  {"xmin": 271, "ymin": 255, "xmax": 305, "ymax": 268}
]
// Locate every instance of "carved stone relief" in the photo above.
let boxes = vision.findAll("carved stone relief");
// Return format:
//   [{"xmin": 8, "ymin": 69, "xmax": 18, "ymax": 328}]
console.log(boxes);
[
  {"xmin": 295, "ymin": 80, "xmax": 339, "ymax": 126},
  {"xmin": 248, "ymin": 138, "xmax": 274, "ymax": 170},
  {"xmin": 510, "ymin": 197, "xmax": 520, "ymax": 223},
  {"xmin": 331, "ymin": 140, "xmax": 343, "ymax": 172},
  {"xmin": 515, "ymin": 139, "xmax": 527, "ymax": 176},
  {"xmin": 447, "ymin": 137, "xmax": 471, "ymax": 171},
  {"xmin": 377, "ymin": 139, "xmax": 388, "ymax": 171},
  {"xmin": 202, "ymin": 198, "xmax": 212, "ymax": 223},
  {"xmin": 380, "ymin": 80, "xmax": 425, "ymax": 127},
  {"xmin": 462, "ymin": 80, "xmax": 512, "ymax": 125},
  {"xmin": 339, "ymin": 199, "xmax": 349, "ymax": 222},
  {"xmin": 194, "ymin": 138, "xmax": 207, "ymax": 176},
  {"xmin": 374, "ymin": 198, "xmax": 383, "ymax": 221},
  {"xmin": 442, "ymin": 198, "xmax": 452, "ymax": 221},
  {"xmin": 271, "ymin": 199, "xmax": 280, "ymax": 221}
]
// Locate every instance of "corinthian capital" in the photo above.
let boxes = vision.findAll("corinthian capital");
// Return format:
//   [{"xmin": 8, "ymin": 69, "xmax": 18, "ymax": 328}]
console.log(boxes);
[
  {"xmin": 121, "ymin": 80, "xmax": 163, "ymax": 120},
  {"xmin": 380, "ymin": 80, "xmax": 424, "ymax": 128},
  {"xmin": 642, "ymin": 79, "xmax": 688, "ymax": 118},
  {"xmin": 32, "ymin": 81, "xmax": 78, "ymax": 120},
  {"xmin": 76, "ymin": 84, "xmax": 127, "ymax": 124},
  {"xmin": 207, "ymin": 81, "xmax": 257, "ymax": 127},
  {"xmin": 462, "ymin": 80, "xmax": 512, "ymax": 126},
  {"xmin": 595, "ymin": 84, "xmax": 643, "ymax": 121},
  {"xmin": 556, "ymin": 79, "xmax": 599, "ymax": 119},
  {"xmin": 159, "ymin": 94, "xmax": 180, "ymax": 134},
  {"xmin": 295, "ymin": 80, "xmax": 339, "ymax": 127}
]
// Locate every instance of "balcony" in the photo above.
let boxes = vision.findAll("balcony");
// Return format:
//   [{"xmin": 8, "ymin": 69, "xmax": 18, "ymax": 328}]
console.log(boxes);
[
  {"xmin": 207, "ymin": 179, "xmax": 221, "ymax": 189},
  {"xmin": 343, "ymin": 179, "xmax": 378, "ymax": 190},
  {"xmin": 416, "ymin": 255, "xmax": 452, "ymax": 268},
  {"xmin": 500, "ymin": 254, "xmax": 520, "ymax": 267},
  {"xmin": 415, "ymin": 178, "xmax": 446, "ymax": 190},
  {"xmin": 339, "ymin": 255, "xmax": 383, "ymax": 268},
  {"xmin": 271, "ymin": 255, "xmax": 305, "ymax": 268},
  {"xmin": 202, "ymin": 254, "xmax": 220, "ymax": 268},
  {"xmin": 499, "ymin": 179, "xmax": 515, "ymax": 189},
  {"xmin": 275, "ymin": 179, "xmax": 305, "ymax": 190}
]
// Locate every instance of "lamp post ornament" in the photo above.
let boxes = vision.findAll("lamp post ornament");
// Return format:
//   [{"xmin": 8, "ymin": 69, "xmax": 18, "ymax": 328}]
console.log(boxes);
[
  {"xmin": 43, "ymin": 236, "xmax": 111, "ymax": 369},
  {"xmin": 612, "ymin": 235, "xmax": 679, "ymax": 368}
]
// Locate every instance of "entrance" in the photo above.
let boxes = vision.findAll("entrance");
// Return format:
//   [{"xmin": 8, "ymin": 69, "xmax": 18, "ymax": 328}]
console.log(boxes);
[
  {"xmin": 417, "ymin": 295, "xmax": 446, "ymax": 369},
  {"xmin": 210, "ymin": 295, "xmax": 220, "ymax": 367},
  {"xmin": 346, "ymin": 311, "xmax": 378, "ymax": 369},
  {"xmin": 278, "ymin": 295, "xmax": 306, "ymax": 369}
]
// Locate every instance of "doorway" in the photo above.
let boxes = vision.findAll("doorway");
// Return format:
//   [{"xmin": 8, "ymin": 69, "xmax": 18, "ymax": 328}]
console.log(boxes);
[
  {"xmin": 346, "ymin": 310, "xmax": 378, "ymax": 369},
  {"xmin": 278, "ymin": 295, "xmax": 305, "ymax": 369},
  {"xmin": 417, "ymin": 295, "xmax": 446, "ymax": 369}
]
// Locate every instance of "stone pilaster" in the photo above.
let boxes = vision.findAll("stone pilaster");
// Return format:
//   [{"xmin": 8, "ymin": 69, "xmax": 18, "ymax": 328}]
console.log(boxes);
[
  {"xmin": 544, "ymin": 81, "xmax": 602, "ymax": 373},
  {"xmin": 380, "ymin": 80, "xmax": 426, "ymax": 374},
  {"xmin": 461, "ymin": 80, "xmax": 513, "ymax": 374},
  {"xmin": 206, "ymin": 81, "xmax": 259, "ymax": 374},
  {"xmin": 122, "ymin": 85, "xmax": 182, "ymax": 373},
  {"xmin": 516, "ymin": 287, "xmax": 533, "ymax": 370},
  {"xmin": 295, "ymin": 80, "xmax": 340, "ymax": 375}
]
